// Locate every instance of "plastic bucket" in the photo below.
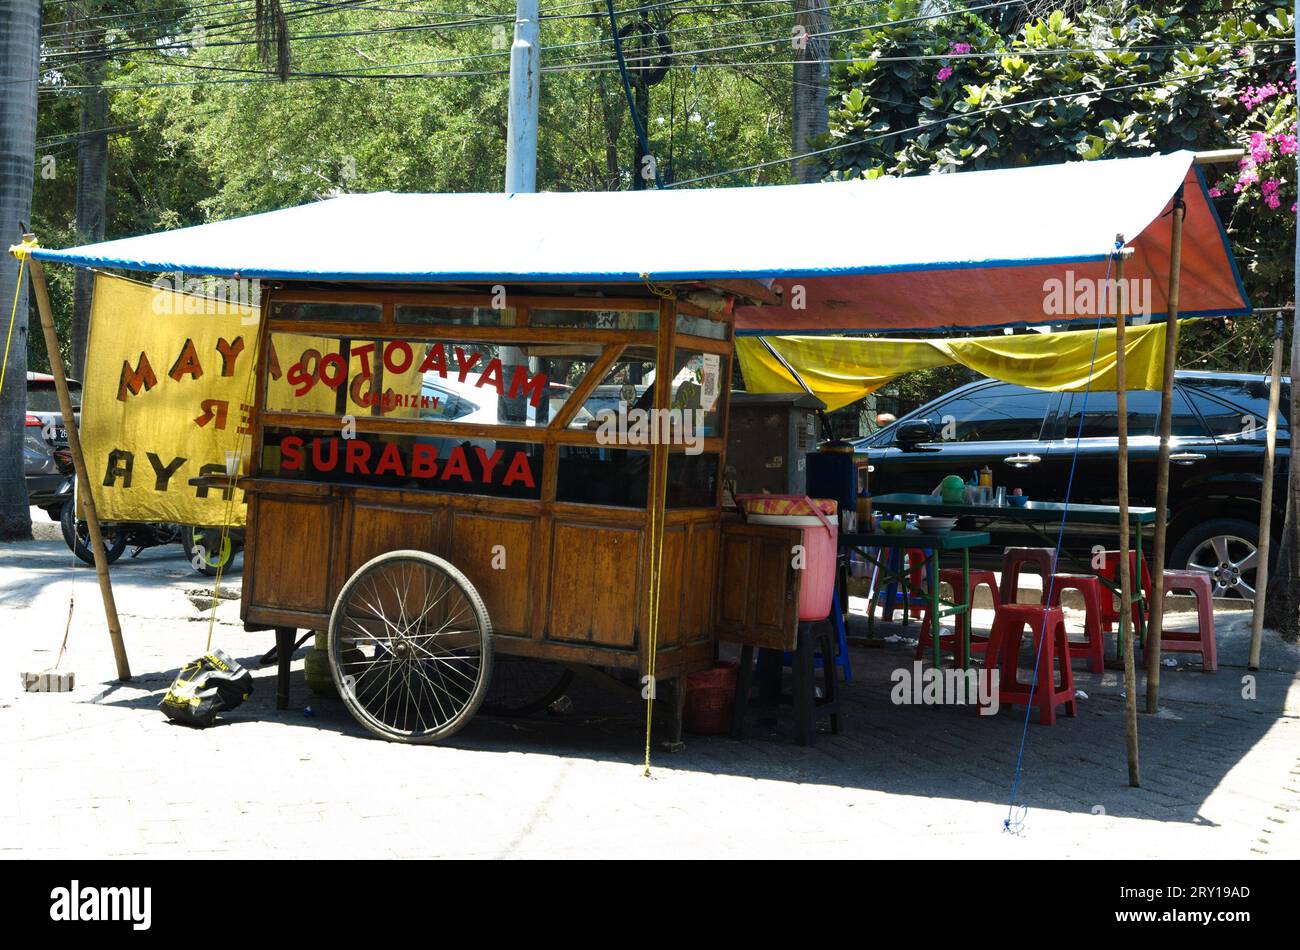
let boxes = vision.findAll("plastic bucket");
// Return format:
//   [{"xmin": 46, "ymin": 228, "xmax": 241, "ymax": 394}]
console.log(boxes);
[
  {"xmin": 683, "ymin": 662, "xmax": 738, "ymax": 735},
  {"xmin": 737, "ymin": 495, "xmax": 838, "ymax": 621}
]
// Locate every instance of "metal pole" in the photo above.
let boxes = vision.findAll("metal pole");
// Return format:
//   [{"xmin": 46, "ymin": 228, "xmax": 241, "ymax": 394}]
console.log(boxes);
[
  {"xmin": 1114, "ymin": 248, "xmax": 1140, "ymax": 787},
  {"xmin": 22, "ymin": 242, "xmax": 130, "ymax": 680},
  {"xmin": 1145, "ymin": 190, "xmax": 1184, "ymax": 714},
  {"xmin": 1249, "ymin": 313, "xmax": 1285, "ymax": 670},
  {"xmin": 504, "ymin": 0, "xmax": 539, "ymax": 194}
]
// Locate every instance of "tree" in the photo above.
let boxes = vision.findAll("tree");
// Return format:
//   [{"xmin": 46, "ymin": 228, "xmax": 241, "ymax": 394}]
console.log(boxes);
[{"xmin": 0, "ymin": 0, "xmax": 41, "ymax": 541}]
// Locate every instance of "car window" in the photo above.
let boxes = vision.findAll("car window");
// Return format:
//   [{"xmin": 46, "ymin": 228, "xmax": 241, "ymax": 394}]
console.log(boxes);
[
  {"xmin": 420, "ymin": 384, "xmax": 477, "ymax": 422},
  {"xmin": 914, "ymin": 383, "xmax": 1052, "ymax": 443},
  {"xmin": 26, "ymin": 380, "xmax": 80, "ymax": 412},
  {"xmin": 1182, "ymin": 379, "xmax": 1290, "ymax": 437},
  {"xmin": 1061, "ymin": 389, "xmax": 1203, "ymax": 438}
]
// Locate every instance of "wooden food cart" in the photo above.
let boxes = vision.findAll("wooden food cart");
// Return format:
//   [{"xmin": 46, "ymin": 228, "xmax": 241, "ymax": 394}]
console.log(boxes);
[{"xmin": 239, "ymin": 278, "xmax": 806, "ymax": 743}]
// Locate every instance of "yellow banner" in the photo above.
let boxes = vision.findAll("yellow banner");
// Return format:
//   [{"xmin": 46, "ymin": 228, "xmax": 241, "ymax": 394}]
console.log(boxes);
[
  {"xmin": 81, "ymin": 273, "xmax": 259, "ymax": 525},
  {"xmin": 735, "ymin": 320, "xmax": 1174, "ymax": 412}
]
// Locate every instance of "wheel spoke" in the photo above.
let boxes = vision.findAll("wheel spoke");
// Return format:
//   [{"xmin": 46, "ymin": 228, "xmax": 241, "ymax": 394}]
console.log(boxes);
[
  {"xmin": 1236, "ymin": 549, "xmax": 1258, "ymax": 572},
  {"xmin": 1211, "ymin": 536, "xmax": 1230, "ymax": 564}
]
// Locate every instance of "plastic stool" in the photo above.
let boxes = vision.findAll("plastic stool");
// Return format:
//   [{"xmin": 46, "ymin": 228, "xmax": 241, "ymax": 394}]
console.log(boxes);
[
  {"xmin": 916, "ymin": 568, "xmax": 999, "ymax": 662},
  {"xmin": 1046, "ymin": 574, "xmax": 1106, "ymax": 673},
  {"xmin": 1097, "ymin": 550, "xmax": 1153, "ymax": 633},
  {"xmin": 1159, "ymin": 570, "xmax": 1218, "ymax": 672},
  {"xmin": 1000, "ymin": 547, "xmax": 1058, "ymax": 605},
  {"xmin": 732, "ymin": 620, "xmax": 840, "ymax": 745},
  {"xmin": 873, "ymin": 547, "xmax": 933, "ymax": 623},
  {"xmin": 783, "ymin": 583, "xmax": 852, "ymax": 682},
  {"xmin": 983, "ymin": 603, "xmax": 1077, "ymax": 725}
]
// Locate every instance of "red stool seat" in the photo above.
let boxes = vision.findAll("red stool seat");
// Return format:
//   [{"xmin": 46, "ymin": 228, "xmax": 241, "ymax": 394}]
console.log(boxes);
[
  {"xmin": 1046, "ymin": 574, "xmax": 1106, "ymax": 673},
  {"xmin": 916, "ymin": 569, "xmax": 1000, "ymax": 662},
  {"xmin": 983, "ymin": 603, "xmax": 1077, "ymax": 725},
  {"xmin": 1000, "ymin": 547, "xmax": 1058, "ymax": 605},
  {"xmin": 1159, "ymin": 570, "xmax": 1218, "ymax": 672}
]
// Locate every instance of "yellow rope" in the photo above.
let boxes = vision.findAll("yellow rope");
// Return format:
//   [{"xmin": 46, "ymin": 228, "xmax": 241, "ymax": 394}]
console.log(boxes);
[
  {"xmin": 204, "ymin": 315, "xmax": 261, "ymax": 651},
  {"xmin": 642, "ymin": 433, "xmax": 671, "ymax": 776},
  {"xmin": 2, "ymin": 238, "xmax": 38, "ymax": 403}
]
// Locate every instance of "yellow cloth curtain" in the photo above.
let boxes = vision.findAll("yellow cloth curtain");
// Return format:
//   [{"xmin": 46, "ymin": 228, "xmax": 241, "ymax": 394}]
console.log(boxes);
[{"xmin": 735, "ymin": 320, "xmax": 1173, "ymax": 412}]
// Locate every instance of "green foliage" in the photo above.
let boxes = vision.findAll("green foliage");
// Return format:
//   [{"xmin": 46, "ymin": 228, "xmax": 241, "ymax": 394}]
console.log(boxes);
[{"xmin": 819, "ymin": 1, "xmax": 1297, "ymax": 369}]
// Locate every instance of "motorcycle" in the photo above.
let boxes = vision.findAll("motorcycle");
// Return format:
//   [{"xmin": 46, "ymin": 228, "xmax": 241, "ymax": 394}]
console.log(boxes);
[{"xmin": 58, "ymin": 468, "xmax": 244, "ymax": 575}]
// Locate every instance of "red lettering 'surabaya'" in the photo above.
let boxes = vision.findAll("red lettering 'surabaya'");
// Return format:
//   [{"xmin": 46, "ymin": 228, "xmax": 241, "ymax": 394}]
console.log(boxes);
[
  {"xmin": 442, "ymin": 446, "xmax": 472, "ymax": 482},
  {"xmin": 374, "ymin": 441, "xmax": 404, "ymax": 476},
  {"xmin": 411, "ymin": 443, "xmax": 439, "ymax": 478},
  {"xmin": 474, "ymin": 446, "xmax": 504, "ymax": 482},
  {"xmin": 345, "ymin": 440, "xmax": 371, "ymax": 474},
  {"xmin": 502, "ymin": 450, "xmax": 535, "ymax": 488},
  {"xmin": 281, "ymin": 435, "xmax": 305, "ymax": 470},
  {"xmin": 312, "ymin": 437, "xmax": 338, "ymax": 471}
]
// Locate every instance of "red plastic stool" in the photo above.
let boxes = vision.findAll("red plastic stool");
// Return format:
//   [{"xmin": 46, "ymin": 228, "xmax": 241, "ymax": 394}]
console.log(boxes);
[
  {"xmin": 1046, "ymin": 574, "xmax": 1106, "ymax": 673},
  {"xmin": 916, "ymin": 568, "xmax": 1000, "ymax": 662},
  {"xmin": 1000, "ymin": 547, "xmax": 1058, "ymax": 605},
  {"xmin": 983, "ymin": 603, "xmax": 1077, "ymax": 725},
  {"xmin": 1097, "ymin": 550, "xmax": 1153, "ymax": 633},
  {"xmin": 1159, "ymin": 570, "xmax": 1218, "ymax": 672}
]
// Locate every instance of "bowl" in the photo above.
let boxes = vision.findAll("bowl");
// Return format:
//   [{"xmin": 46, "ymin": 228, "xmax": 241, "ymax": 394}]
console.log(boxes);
[
  {"xmin": 1008, "ymin": 495, "xmax": 1029, "ymax": 508},
  {"xmin": 916, "ymin": 516, "xmax": 958, "ymax": 534}
]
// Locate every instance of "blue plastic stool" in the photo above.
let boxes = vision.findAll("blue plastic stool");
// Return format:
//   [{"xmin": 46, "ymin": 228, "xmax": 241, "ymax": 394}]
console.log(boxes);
[
  {"xmin": 781, "ymin": 585, "xmax": 852, "ymax": 682},
  {"xmin": 874, "ymin": 547, "xmax": 934, "ymax": 625}
]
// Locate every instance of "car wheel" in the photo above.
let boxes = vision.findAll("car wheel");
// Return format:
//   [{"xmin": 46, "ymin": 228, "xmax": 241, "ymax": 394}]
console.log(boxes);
[{"xmin": 1170, "ymin": 518, "xmax": 1259, "ymax": 602}]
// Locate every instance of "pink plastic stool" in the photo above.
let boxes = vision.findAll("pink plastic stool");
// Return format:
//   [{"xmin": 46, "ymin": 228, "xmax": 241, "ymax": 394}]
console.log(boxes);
[
  {"xmin": 1046, "ymin": 574, "xmax": 1106, "ymax": 673},
  {"xmin": 1159, "ymin": 570, "xmax": 1218, "ymax": 672},
  {"xmin": 1000, "ymin": 547, "xmax": 1058, "ymax": 604},
  {"xmin": 983, "ymin": 603, "xmax": 1077, "ymax": 725}
]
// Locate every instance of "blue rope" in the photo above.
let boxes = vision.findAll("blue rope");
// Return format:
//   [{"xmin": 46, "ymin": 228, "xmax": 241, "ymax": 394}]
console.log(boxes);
[{"xmin": 1002, "ymin": 242, "xmax": 1121, "ymax": 835}]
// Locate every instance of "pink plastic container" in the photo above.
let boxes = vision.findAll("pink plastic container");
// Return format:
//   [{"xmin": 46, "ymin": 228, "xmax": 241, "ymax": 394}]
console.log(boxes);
[{"xmin": 738, "ymin": 495, "xmax": 839, "ymax": 621}]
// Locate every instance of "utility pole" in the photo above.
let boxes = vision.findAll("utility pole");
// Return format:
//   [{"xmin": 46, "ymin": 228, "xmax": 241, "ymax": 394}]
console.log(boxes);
[
  {"xmin": 792, "ymin": 0, "xmax": 830, "ymax": 183},
  {"xmin": 505, "ymin": 0, "xmax": 540, "ymax": 194}
]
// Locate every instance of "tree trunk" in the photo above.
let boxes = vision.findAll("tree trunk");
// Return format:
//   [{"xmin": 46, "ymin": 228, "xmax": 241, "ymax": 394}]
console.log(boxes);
[
  {"xmin": 0, "ymin": 0, "xmax": 41, "ymax": 541},
  {"xmin": 793, "ymin": 0, "xmax": 830, "ymax": 183},
  {"xmin": 72, "ymin": 49, "xmax": 109, "ymax": 382}
]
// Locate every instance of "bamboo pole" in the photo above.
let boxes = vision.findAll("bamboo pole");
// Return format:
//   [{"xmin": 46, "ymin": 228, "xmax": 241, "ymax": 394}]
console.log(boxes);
[
  {"xmin": 1249, "ymin": 313, "xmax": 1286, "ymax": 670},
  {"xmin": 1145, "ymin": 192, "xmax": 1185, "ymax": 714},
  {"xmin": 1114, "ymin": 248, "xmax": 1140, "ymax": 787},
  {"xmin": 23, "ymin": 242, "xmax": 130, "ymax": 680}
]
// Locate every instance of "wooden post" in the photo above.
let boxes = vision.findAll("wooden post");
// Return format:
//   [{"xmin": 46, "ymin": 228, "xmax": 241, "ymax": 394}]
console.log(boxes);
[
  {"xmin": 1249, "ymin": 312, "xmax": 1286, "ymax": 670},
  {"xmin": 1114, "ymin": 248, "xmax": 1140, "ymax": 787},
  {"xmin": 1144, "ymin": 192, "xmax": 1185, "ymax": 714},
  {"xmin": 23, "ymin": 243, "xmax": 130, "ymax": 680}
]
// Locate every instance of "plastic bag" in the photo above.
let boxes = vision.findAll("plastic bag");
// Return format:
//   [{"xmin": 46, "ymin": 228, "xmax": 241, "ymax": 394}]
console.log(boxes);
[{"xmin": 160, "ymin": 648, "xmax": 253, "ymax": 727}]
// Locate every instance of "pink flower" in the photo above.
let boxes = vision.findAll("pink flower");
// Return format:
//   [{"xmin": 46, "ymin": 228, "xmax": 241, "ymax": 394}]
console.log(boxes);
[
  {"xmin": 1275, "ymin": 133, "xmax": 1297, "ymax": 156},
  {"xmin": 936, "ymin": 66, "xmax": 954, "ymax": 82},
  {"xmin": 949, "ymin": 42, "xmax": 972, "ymax": 55},
  {"xmin": 1292, "ymin": 202, "xmax": 1297, "ymax": 213},
  {"xmin": 1265, "ymin": 193, "xmax": 1282, "ymax": 209},
  {"xmin": 1250, "ymin": 131, "xmax": 1272, "ymax": 164},
  {"xmin": 1235, "ymin": 166, "xmax": 1258, "ymax": 192},
  {"xmin": 1262, "ymin": 178, "xmax": 1281, "ymax": 196},
  {"xmin": 1208, "ymin": 187, "xmax": 1223, "ymax": 198}
]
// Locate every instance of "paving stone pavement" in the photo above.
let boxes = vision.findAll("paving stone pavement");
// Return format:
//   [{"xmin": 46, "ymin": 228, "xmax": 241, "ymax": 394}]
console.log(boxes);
[{"xmin": 2, "ymin": 535, "xmax": 1299, "ymax": 859}]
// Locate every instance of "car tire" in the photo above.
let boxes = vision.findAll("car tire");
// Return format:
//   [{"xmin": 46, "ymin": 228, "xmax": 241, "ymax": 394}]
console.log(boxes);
[
  {"xmin": 60, "ymin": 499, "xmax": 127, "ymax": 566},
  {"xmin": 1169, "ymin": 517, "xmax": 1260, "ymax": 602}
]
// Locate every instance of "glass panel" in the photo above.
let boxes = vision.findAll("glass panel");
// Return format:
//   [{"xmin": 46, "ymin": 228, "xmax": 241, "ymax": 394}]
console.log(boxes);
[
  {"xmin": 1062, "ymin": 390, "xmax": 1202, "ymax": 439},
  {"xmin": 266, "ymin": 333, "xmax": 600, "ymax": 427},
  {"xmin": 676, "ymin": 312, "xmax": 729, "ymax": 340},
  {"xmin": 26, "ymin": 380, "xmax": 80, "ymax": 411},
  {"xmin": 529, "ymin": 308, "xmax": 656, "ymax": 331},
  {"xmin": 396, "ymin": 304, "xmax": 515, "ymax": 327},
  {"xmin": 669, "ymin": 347, "xmax": 724, "ymax": 438},
  {"xmin": 931, "ymin": 384, "xmax": 1051, "ymax": 442},
  {"xmin": 270, "ymin": 301, "xmax": 381, "ymax": 323},
  {"xmin": 259, "ymin": 426, "xmax": 542, "ymax": 499},
  {"xmin": 567, "ymin": 345, "xmax": 656, "ymax": 430},
  {"xmin": 556, "ymin": 449, "xmax": 719, "ymax": 508},
  {"xmin": 1183, "ymin": 379, "xmax": 1290, "ymax": 436}
]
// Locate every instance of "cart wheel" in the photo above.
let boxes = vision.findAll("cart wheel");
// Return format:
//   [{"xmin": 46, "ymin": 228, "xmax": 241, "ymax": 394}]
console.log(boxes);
[
  {"xmin": 328, "ymin": 550, "xmax": 493, "ymax": 743},
  {"xmin": 481, "ymin": 657, "xmax": 574, "ymax": 717}
]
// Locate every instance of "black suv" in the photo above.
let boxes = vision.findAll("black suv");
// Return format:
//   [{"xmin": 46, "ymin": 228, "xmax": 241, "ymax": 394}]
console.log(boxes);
[{"xmin": 853, "ymin": 371, "xmax": 1288, "ymax": 602}]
